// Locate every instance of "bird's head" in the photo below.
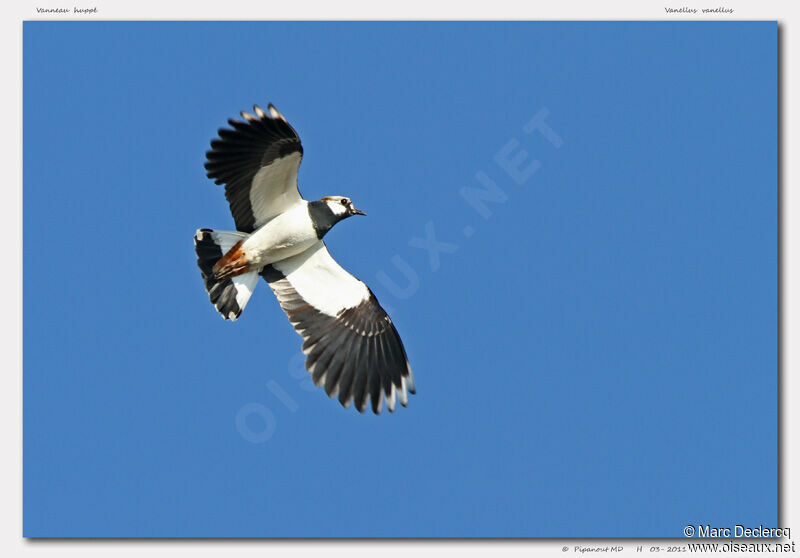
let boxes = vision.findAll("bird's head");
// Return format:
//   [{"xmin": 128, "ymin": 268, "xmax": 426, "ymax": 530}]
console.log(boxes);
[{"xmin": 320, "ymin": 196, "xmax": 367, "ymax": 219}]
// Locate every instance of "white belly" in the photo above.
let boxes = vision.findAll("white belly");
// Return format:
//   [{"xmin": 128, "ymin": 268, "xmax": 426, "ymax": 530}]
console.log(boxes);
[{"xmin": 241, "ymin": 203, "xmax": 319, "ymax": 267}]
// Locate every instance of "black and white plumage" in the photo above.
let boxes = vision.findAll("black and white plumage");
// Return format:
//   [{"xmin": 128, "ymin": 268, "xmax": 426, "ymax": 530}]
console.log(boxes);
[
  {"xmin": 194, "ymin": 103, "xmax": 415, "ymax": 414},
  {"xmin": 205, "ymin": 104, "xmax": 304, "ymax": 233}
]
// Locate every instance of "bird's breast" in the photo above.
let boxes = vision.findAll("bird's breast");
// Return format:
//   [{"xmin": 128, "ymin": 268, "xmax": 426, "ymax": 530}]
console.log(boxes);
[{"xmin": 242, "ymin": 208, "xmax": 319, "ymax": 267}]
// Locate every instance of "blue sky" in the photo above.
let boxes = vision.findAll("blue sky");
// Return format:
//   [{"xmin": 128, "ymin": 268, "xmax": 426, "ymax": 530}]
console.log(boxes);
[{"xmin": 24, "ymin": 22, "xmax": 777, "ymax": 537}]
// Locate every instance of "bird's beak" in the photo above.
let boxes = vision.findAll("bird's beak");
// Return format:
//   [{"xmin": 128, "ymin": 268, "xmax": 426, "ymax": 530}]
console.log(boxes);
[{"xmin": 353, "ymin": 207, "xmax": 367, "ymax": 216}]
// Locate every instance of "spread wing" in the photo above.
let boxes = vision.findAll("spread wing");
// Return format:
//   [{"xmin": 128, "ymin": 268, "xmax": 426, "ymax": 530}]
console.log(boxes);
[
  {"xmin": 261, "ymin": 242, "xmax": 415, "ymax": 414},
  {"xmin": 205, "ymin": 104, "xmax": 304, "ymax": 233}
]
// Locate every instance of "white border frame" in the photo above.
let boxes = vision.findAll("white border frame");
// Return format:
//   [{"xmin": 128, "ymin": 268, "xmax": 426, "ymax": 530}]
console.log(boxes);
[{"xmin": 3, "ymin": 2, "xmax": 793, "ymax": 556}]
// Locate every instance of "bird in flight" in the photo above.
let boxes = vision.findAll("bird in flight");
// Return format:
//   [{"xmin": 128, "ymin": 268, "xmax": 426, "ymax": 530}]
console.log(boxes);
[{"xmin": 194, "ymin": 104, "xmax": 415, "ymax": 414}]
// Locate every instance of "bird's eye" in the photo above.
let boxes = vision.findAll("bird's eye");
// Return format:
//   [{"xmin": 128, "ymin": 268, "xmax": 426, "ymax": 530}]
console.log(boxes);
[{"xmin": 342, "ymin": 199, "xmax": 350, "ymax": 206}]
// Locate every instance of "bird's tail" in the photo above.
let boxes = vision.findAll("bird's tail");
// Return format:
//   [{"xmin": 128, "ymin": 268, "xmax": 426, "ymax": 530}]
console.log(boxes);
[{"xmin": 194, "ymin": 229, "xmax": 259, "ymax": 321}]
